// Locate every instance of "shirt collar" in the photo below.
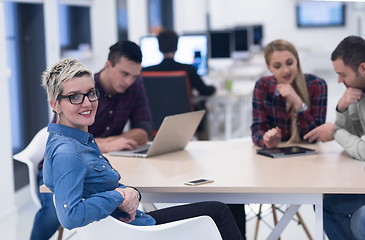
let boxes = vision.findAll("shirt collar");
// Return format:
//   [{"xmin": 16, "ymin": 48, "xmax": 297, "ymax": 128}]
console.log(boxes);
[
  {"xmin": 94, "ymin": 71, "xmax": 106, "ymax": 96},
  {"xmin": 48, "ymin": 123, "xmax": 92, "ymax": 145}
]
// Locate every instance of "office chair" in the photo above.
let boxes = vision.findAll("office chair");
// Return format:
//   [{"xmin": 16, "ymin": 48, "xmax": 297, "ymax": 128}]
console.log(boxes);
[
  {"xmin": 141, "ymin": 71, "xmax": 193, "ymax": 136},
  {"xmin": 13, "ymin": 127, "xmax": 66, "ymax": 240},
  {"xmin": 252, "ymin": 204, "xmax": 313, "ymax": 240},
  {"xmin": 71, "ymin": 215, "xmax": 222, "ymax": 240}
]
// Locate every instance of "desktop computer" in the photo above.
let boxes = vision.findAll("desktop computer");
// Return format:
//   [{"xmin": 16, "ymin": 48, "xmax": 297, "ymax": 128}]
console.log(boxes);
[
  {"xmin": 208, "ymin": 30, "xmax": 233, "ymax": 59},
  {"xmin": 140, "ymin": 34, "xmax": 209, "ymax": 76},
  {"xmin": 231, "ymin": 26, "xmax": 253, "ymax": 61}
]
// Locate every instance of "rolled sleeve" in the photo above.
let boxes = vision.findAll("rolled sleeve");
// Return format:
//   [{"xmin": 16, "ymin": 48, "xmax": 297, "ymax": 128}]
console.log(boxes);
[{"xmin": 334, "ymin": 128, "xmax": 365, "ymax": 161}]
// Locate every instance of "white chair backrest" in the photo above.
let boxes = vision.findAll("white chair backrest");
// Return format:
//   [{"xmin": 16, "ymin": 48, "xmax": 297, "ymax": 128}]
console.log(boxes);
[
  {"xmin": 72, "ymin": 215, "xmax": 222, "ymax": 240},
  {"xmin": 13, "ymin": 127, "xmax": 48, "ymax": 208}
]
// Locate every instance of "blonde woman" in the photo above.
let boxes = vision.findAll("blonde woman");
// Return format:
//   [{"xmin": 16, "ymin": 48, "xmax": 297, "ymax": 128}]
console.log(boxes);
[
  {"xmin": 41, "ymin": 58, "xmax": 243, "ymax": 240},
  {"xmin": 251, "ymin": 39, "xmax": 327, "ymax": 148}
]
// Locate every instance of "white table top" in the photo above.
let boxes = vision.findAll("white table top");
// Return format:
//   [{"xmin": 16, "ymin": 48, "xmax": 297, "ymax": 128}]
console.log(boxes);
[{"xmin": 107, "ymin": 139, "xmax": 365, "ymax": 195}]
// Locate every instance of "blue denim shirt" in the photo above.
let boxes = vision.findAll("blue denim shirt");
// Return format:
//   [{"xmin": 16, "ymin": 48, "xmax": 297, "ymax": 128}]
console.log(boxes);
[{"xmin": 43, "ymin": 123, "xmax": 124, "ymax": 229}]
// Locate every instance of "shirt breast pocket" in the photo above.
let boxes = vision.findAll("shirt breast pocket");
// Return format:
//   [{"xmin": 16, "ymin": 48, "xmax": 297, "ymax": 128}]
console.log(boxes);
[{"xmin": 90, "ymin": 160, "xmax": 120, "ymax": 185}]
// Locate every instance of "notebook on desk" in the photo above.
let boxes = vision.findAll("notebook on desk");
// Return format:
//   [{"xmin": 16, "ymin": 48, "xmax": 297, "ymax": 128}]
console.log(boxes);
[{"xmin": 108, "ymin": 110, "xmax": 205, "ymax": 158}]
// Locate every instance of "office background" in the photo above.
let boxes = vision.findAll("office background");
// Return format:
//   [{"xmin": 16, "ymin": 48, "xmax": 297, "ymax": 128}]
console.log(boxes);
[{"xmin": 0, "ymin": 0, "xmax": 364, "ymax": 223}]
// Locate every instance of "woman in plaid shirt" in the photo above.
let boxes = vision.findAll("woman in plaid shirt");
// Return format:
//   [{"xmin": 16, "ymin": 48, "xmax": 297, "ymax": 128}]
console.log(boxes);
[{"xmin": 251, "ymin": 39, "xmax": 327, "ymax": 148}]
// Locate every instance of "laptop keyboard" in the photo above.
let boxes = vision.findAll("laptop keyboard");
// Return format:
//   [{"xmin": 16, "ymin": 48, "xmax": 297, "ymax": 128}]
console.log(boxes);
[{"xmin": 135, "ymin": 149, "xmax": 148, "ymax": 154}]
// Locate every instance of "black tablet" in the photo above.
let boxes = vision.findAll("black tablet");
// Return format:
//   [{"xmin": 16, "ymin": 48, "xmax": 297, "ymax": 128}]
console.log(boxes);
[{"xmin": 256, "ymin": 146, "xmax": 316, "ymax": 158}]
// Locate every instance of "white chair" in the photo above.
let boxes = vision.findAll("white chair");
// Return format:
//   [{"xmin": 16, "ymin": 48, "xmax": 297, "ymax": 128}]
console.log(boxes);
[
  {"xmin": 13, "ymin": 127, "xmax": 48, "ymax": 208},
  {"xmin": 24, "ymin": 128, "xmax": 222, "ymax": 240},
  {"xmin": 13, "ymin": 127, "xmax": 66, "ymax": 240},
  {"xmin": 71, "ymin": 215, "xmax": 223, "ymax": 240}
]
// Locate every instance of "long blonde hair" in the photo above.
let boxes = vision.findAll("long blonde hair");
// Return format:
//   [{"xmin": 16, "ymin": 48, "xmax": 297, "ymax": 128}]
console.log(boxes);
[{"xmin": 264, "ymin": 39, "xmax": 310, "ymax": 143}]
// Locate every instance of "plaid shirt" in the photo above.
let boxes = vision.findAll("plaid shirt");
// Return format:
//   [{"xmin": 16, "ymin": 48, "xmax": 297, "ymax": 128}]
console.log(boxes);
[
  {"xmin": 251, "ymin": 74, "xmax": 327, "ymax": 147},
  {"xmin": 88, "ymin": 71, "xmax": 153, "ymax": 138}
]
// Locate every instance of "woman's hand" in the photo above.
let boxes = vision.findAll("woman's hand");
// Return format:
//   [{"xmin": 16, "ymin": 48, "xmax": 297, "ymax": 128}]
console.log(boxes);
[
  {"xmin": 276, "ymin": 84, "xmax": 303, "ymax": 112},
  {"xmin": 114, "ymin": 187, "xmax": 140, "ymax": 223},
  {"xmin": 263, "ymin": 127, "xmax": 282, "ymax": 148}
]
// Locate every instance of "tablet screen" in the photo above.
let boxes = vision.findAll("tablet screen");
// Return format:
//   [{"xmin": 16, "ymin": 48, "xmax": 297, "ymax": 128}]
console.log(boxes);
[{"xmin": 256, "ymin": 146, "xmax": 316, "ymax": 158}]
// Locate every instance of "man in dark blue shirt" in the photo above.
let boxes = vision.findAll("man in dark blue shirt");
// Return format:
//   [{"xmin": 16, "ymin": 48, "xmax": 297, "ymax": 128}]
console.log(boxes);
[{"xmin": 143, "ymin": 29, "xmax": 216, "ymax": 96}]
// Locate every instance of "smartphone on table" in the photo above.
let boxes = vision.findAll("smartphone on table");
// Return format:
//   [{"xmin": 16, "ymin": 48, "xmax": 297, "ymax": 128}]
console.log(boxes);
[{"xmin": 184, "ymin": 178, "xmax": 214, "ymax": 186}]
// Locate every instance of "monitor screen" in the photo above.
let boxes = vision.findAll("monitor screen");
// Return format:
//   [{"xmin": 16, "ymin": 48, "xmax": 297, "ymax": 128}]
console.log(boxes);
[
  {"xmin": 140, "ymin": 36, "xmax": 163, "ymax": 68},
  {"xmin": 209, "ymin": 30, "xmax": 232, "ymax": 58},
  {"xmin": 140, "ymin": 34, "xmax": 209, "ymax": 76},
  {"xmin": 175, "ymin": 34, "xmax": 209, "ymax": 76},
  {"xmin": 253, "ymin": 25, "xmax": 263, "ymax": 46},
  {"xmin": 296, "ymin": 2, "xmax": 345, "ymax": 27},
  {"xmin": 233, "ymin": 27, "xmax": 250, "ymax": 51},
  {"xmin": 232, "ymin": 26, "xmax": 253, "ymax": 60}
]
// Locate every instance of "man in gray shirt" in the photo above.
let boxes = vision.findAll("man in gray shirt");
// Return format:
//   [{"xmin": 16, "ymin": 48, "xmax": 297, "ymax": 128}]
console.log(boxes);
[{"xmin": 304, "ymin": 35, "xmax": 365, "ymax": 240}]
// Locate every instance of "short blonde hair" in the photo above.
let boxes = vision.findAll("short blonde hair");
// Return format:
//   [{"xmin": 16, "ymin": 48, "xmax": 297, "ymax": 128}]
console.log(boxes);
[{"xmin": 41, "ymin": 58, "xmax": 93, "ymax": 102}]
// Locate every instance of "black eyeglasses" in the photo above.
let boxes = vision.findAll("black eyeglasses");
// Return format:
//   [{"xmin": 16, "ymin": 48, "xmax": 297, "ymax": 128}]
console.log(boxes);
[{"xmin": 57, "ymin": 89, "xmax": 100, "ymax": 105}]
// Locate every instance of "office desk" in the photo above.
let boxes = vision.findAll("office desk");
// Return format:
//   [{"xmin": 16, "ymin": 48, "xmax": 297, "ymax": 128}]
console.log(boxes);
[{"xmin": 106, "ymin": 139, "xmax": 365, "ymax": 240}]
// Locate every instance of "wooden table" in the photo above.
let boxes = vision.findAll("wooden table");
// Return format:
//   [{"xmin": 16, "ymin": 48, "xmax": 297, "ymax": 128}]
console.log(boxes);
[{"xmin": 106, "ymin": 139, "xmax": 365, "ymax": 240}]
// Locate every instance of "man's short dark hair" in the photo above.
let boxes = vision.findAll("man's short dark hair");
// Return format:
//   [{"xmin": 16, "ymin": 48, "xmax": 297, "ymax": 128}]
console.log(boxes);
[
  {"xmin": 157, "ymin": 29, "xmax": 178, "ymax": 54},
  {"xmin": 331, "ymin": 35, "xmax": 365, "ymax": 72},
  {"xmin": 108, "ymin": 40, "xmax": 142, "ymax": 66}
]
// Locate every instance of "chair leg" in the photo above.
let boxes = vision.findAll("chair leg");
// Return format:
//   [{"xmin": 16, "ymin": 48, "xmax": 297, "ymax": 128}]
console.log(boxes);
[
  {"xmin": 57, "ymin": 226, "xmax": 64, "ymax": 240},
  {"xmin": 271, "ymin": 204, "xmax": 281, "ymax": 240},
  {"xmin": 254, "ymin": 204, "xmax": 263, "ymax": 240},
  {"xmin": 296, "ymin": 212, "xmax": 313, "ymax": 240}
]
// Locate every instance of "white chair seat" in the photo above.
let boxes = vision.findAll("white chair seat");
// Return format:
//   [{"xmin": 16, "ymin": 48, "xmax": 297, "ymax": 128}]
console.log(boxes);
[{"xmin": 71, "ymin": 215, "xmax": 222, "ymax": 240}]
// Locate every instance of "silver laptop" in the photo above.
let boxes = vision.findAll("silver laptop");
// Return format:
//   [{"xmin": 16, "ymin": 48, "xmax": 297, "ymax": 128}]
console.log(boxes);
[{"xmin": 108, "ymin": 110, "xmax": 205, "ymax": 158}]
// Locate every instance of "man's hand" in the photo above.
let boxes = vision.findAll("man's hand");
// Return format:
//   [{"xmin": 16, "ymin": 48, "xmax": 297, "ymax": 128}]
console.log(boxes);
[
  {"xmin": 337, "ymin": 87, "xmax": 364, "ymax": 112},
  {"xmin": 95, "ymin": 136, "xmax": 138, "ymax": 153},
  {"xmin": 108, "ymin": 137, "xmax": 138, "ymax": 151},
  {"xmin": 263, "ymin": 127, "xmax": 282, "ymax": 148},
  {"xmin": 303, "ymin": 122, "xmax": 337, "ymax": 143}
]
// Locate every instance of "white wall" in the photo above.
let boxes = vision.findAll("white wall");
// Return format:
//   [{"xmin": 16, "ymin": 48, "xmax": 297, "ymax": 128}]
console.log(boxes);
[
  {"xmin": 0, "ymin": 1, "xmax": 16, "ymax": 219},
  {"xmin": 208, "ymin": 0, "xmax": 361, "ymax": 51},
  {"xmin": 127, "ymin": 0, "xmax": 148, "ymax": 44},
  {"xmin": 90, "ymin": 0, "xmax": 118, "ymax": 71},
  {"xmin": 173, "ymin": 0, "xmax": 207, "ymax": 34},
  {"xmin": 44, "ymin": 0, "xmax": 61, "ymax": 68}
]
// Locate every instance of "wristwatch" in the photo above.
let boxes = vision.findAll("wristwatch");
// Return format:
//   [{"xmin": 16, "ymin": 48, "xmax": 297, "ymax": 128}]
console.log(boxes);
[{"xmin": 296, "ymin": 102, "xmax": 308, "ymax": 113}]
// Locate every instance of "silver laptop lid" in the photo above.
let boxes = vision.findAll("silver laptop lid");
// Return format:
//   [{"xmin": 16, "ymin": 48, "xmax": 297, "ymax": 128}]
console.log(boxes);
[
  {"xmin": 146, "ymin": 110, "xmax": 205, "ymax": 157},
  {"xmin": 108, "ymin": 110, "xmax": 205, "ymax": 158}
]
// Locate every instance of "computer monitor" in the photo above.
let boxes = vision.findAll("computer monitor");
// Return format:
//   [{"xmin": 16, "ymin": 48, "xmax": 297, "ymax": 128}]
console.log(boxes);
[
  {"xmin": 232, "ymin": 26, "xmax": 253, "ymax": 60},
  {"xmin": 253, "ymin": 24, "xmax": 263, "ymax": 46},
  {"xmin": 140, "ymin": 36, "xmax": 164, "ymax": 68},
  {"xmin": 296, "ymin": 2, "xmax": 345, "ymax": 27},
  {"xmin": 175, "ymin": 34, "xmax": 209, "ymax": 76},
  {"xmin": 209, "ymin": 30, "xmax": 232, "ymax": 59},
  {"xmin": 140, "ymin": 34, "xmax": 209, "ymax": 76}
]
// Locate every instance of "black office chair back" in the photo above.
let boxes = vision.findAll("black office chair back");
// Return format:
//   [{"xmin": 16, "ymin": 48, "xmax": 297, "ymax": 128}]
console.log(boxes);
[{"xmin": 142, "ymin": 71, "xmax": 193, "ymax": 134}]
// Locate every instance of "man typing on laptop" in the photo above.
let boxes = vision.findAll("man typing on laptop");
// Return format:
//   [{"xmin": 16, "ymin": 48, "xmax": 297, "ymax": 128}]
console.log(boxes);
[{"xmin": 90, "ymin": 40, "xmax": 153, "ymax": 153}]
